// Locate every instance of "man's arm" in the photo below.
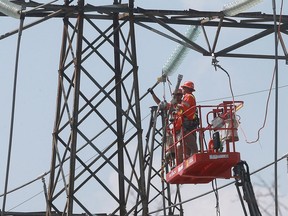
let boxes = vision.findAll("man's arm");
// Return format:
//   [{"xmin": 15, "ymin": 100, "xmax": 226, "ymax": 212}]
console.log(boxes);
[{"xmin": 148, "ymin": 88, "xmax": 161, "ymax": 104}]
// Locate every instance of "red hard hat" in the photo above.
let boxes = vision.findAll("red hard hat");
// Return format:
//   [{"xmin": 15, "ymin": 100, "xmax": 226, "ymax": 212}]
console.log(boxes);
[{"xmin": 181, "ymin": 81, "xmax": 195, "ymax": 91}]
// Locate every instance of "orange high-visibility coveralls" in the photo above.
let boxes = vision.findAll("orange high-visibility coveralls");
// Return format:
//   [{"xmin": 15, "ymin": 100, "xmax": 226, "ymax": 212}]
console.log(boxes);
[{"xmin": 174, "ymin": 93, "xmax": 198, "ymax": 163}]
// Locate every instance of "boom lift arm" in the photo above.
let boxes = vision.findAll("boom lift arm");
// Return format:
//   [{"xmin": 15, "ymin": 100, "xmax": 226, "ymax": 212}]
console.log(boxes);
[{"xmin": 233, "ymin": 161, "xmax": 262, "ymax": 216}]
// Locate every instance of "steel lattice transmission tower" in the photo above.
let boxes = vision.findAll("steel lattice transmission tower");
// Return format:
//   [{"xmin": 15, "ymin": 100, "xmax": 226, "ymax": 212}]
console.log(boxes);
[
  {"xmin": 1, "ymin": 0, "xmax": 287, "ymax": 215},
  {"xmin": 46, "ymin": 0, "xmax": 150, "ymax": 215},
  {"xmin": 44, "ymin": 0, "xmax": 288, "ymax": 213}
]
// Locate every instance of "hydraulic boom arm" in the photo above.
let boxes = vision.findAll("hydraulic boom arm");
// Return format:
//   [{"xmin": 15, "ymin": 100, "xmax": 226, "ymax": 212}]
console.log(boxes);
[{"xmin": 233, "ymin": 161, "xmax": 262, "ymax": 216}]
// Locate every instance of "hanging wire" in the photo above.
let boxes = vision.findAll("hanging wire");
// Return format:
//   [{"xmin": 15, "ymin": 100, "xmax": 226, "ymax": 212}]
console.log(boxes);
[
  {"xmin": 241, "ymin": 65, "xmax": 275, "ymax": 144},
  {"xmin": 212, "ymin": 59, "xmax": 236, "ymax": 104},
  {"xmin": 212, "ymin": 55, "xmax": 279, "ymax": 146},
  {"xmin": 241, "ymin": 0, "xmax": 283, "ymax": 146}
]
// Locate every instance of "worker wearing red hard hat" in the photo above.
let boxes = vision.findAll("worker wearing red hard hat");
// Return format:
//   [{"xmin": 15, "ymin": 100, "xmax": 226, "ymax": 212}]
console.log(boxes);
[
  {"xmin": 174, "ymin": 81, "xmax": 199, "ymax": 163},
  {"xmin": 180, "ymin": 81, "xmax": 196, "ymax": 120},
  {"xmin": 148, "ymin": 87, "xmax": 183, "ymax": 167},
  {"xmin": 182, "ymin": 81, "xmax": 195, "ymax": 91}
]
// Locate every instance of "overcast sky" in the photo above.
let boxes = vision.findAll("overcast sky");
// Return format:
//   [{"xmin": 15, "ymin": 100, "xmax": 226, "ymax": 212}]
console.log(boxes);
[{"xmin": 0, "ymin": 0, "xmax": 287, "ymax": 215}]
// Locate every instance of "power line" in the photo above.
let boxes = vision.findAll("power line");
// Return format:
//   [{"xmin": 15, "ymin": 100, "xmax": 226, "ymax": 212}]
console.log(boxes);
[{"xmin": 199, "ymin": 84, "xmax": 288, "ymax": 104}]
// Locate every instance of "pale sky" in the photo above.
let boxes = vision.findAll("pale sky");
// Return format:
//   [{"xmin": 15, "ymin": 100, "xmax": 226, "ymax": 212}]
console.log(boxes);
[{"xmin": 0, "ymin": 0, "xmax": 287, "ymax": 215}]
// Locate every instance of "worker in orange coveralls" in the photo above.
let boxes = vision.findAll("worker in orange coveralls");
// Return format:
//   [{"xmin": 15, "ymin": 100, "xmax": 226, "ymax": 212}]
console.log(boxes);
[
  {"xmin": 174, "ymin": 81, "xmax": 199, "ymax": 163},
  {"xmin": 148, "ymin": 88, "xmax": 183, "ymax": 166}
]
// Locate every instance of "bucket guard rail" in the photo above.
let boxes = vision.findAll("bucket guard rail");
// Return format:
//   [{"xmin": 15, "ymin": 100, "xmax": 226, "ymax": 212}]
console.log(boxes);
[{"xmin": 164, "ymin": 101, "xmax": 244, "ymax": 184}]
